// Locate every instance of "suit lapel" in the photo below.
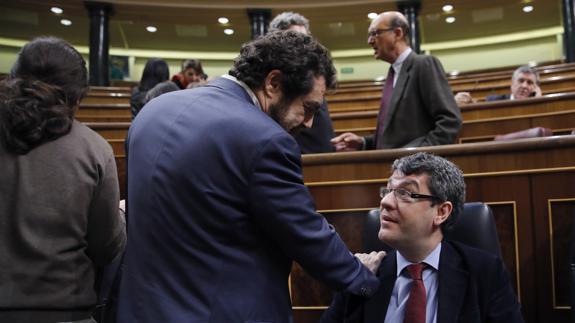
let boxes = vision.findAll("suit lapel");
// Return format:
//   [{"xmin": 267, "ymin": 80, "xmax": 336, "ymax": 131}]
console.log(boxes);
[
  {"xmin": 383, "ymin": 52, "xmax": 414, "ymax": 131},
  {"xmin": 363, "ymin": 251, "xmax": 397, "ymax": 322},
  {"xmin": 437, "ymin": 242, "xmax": 469, "ymax": 323}
]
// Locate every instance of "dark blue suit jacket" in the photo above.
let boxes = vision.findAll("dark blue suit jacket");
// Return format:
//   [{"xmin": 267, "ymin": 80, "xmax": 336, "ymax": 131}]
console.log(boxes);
[
  {"xmin": 485, "ymin": 94, "xmax": 511, "ymax": 102},
  {"xmin": 117, "ymin": 77, "xmax": 379, "ymax": 323},
  {"xmin": 320, "ymin": 241, "xmax": 524, "ymax": 323}
]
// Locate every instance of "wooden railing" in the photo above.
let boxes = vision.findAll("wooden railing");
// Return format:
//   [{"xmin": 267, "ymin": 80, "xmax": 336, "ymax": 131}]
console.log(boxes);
[
  {"xmin": 334, "ymin": 60, "xmax": 570, "ymax": 90},
  {"xmin": 327, "ymin": 75, "xmax": 575, "ymax": 112},
  {"xmin": 331, "ymin": 92, "xmax": 575, "ymax": 130}
]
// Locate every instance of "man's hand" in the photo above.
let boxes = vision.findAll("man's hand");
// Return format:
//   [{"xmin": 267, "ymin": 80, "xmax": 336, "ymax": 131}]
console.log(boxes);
[
  {"xmin": 454, "ymin": 92, "xmax": 474, "ymax": 105},
  {"xmin": 331, "ymin": 132, "xmax": 364, "ymax": 152},
  {"xmin": 534, "ymin": 84, "xmax": 542, "ymax": 97},
  {"xmin": 355, "ymin": 251, "xmax": 386, "ymax": 274}
]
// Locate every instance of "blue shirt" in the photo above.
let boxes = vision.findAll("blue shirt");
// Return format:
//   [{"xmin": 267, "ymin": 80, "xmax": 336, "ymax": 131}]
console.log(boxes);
[{"xmin": 384, "ymin": 242, "xmax": 441, "ymax": 323}]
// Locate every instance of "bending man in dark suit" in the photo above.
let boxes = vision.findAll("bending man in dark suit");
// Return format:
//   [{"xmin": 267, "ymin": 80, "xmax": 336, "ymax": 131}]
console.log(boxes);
[
  {"xmin": 117, "ymin": 31, "xmax": 385, "ymax": 323},
  {"xmin": 320, "ymin": 152, "xmax": 524, "ymax": 323},
  {"xmin": 269, "ymin": 11, "xmax": 336, "ymax": 154},
  {"xmin": 331, "ymin": 12, "xmax": 461, "ymax": 150}
]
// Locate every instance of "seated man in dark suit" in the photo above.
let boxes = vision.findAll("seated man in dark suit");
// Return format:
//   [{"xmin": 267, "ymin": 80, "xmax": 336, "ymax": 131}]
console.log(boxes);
[
  {"xmin": 320, "ymin": 152, "xmax": 524, "ymax": 323},
  {"xmin": 455, "ymin": 65, "xmax": 541, "ymax": 104}
]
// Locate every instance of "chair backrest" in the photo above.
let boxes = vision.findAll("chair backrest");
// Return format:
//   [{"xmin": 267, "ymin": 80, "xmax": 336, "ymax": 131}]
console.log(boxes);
[
  {"xmin": 363, "ymin": 202, "xmax": 502, "ymax": 258},
  {"xmin": 444, "ymin": 202, "xmax": 502, "ymax": 258}
]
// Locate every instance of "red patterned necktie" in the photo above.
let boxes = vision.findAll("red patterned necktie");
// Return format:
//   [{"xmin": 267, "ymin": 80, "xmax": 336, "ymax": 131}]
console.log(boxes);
[
  {"xmin": 375, "ymin": 67, "xmax": 395, "ymax": 149},
  {"xmin": 403, "ymin": 263, "xmax": 427, "ymax": 323}
]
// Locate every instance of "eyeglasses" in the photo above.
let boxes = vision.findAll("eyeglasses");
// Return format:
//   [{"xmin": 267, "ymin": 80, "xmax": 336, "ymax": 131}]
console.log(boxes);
[
  {"xmin": 367, "ymin": 27, "xmax": 395, "ymax": 39},
  {"xmin": 379, "ymin": 187, "xmax": 442, "ymax": 203},
  {"xmin": 303, "ymin": 101, "xmax": 322, "ymax": 119}
]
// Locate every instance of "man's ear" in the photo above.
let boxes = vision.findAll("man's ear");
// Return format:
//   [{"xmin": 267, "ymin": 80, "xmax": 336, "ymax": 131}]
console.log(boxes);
[
  {"xmin": 433, "ymin": 201, "xmax": 453, "ymax": 227},
  {"xmin": 393, "ymin": 26, "xmax": 403, "ymax": 40},
  {"xmin": 263, "ymin": 69, "xmax": 282, "ymax": 98}
]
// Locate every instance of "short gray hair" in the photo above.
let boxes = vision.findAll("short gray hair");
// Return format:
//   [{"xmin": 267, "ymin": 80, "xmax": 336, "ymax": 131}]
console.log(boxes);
[
  {"xmin": 144, "ymin": 81, "xmax": 179, "ymax": 104},
  {"xmin": 391, "ymin": 152, "xmax": 465, "ymax": 232},
  {"xmin": 512, "ymin": 65, "xmax": 540, "ymax": 85},
  {"xmin": 269, "ymin": 12, "xmax": 310, "ymax": 33}
]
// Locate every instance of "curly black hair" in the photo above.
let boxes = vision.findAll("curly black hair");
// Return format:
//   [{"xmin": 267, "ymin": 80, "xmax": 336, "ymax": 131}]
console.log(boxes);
[
  {"xmin": 0, "ymin": 36, "xmax": 88, "ymax": 154},
  {"xmin": 229, "ymin": 30, "xmax": 336, "ymax": 102}
]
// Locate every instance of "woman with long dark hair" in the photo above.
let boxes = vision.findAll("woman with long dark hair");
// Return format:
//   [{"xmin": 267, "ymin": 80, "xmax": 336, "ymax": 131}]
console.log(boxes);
[
  {"xmin": 0, "ymin": 37, "xmax": 126, "ymax": 323},
  {"xmin": 131, "ymin": 58, "xmax": 170, "ymax": 118},
  {"xmin": 171, "ymin": 59, "xmax": 206, "ymax": 89}
]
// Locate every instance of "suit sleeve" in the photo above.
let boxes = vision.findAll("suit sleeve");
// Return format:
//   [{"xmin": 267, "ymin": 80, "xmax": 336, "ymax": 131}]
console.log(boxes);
[
  {"xmin": 247, "ymin": 133, "xmax": 379, "ymax": 296},
  {"xmin": 486, "ymin": 257, "xmax": 525, "ymax": 323},
  {"xmin": 320, "ymin": 292, "xmax": 366, "ymax": 323},
  {"xmin": 407, "ymin": 56, "xmax": 462, "ymax": 147}
]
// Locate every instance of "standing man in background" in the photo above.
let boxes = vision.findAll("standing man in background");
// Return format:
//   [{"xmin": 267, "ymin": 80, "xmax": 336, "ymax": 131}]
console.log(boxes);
[
  {"xmin": 269, "ymin": 11, "xmax": 336, "ymax": 154},
  {"xmin": 331, "ymin": 12, "xmax": 461, "ymax": 151}
]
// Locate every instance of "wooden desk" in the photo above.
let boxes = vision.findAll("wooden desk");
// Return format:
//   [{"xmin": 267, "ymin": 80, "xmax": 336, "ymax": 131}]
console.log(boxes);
[
  {"xmin": 76, "ymin": 103, "xmax": 131, "ymax": 122},
  {"xmin": 82, "ymin": 92, "xmax": 131, "ymax": 105},
  {"xmin": 331, "ymin": 93, "xmax": 575, "ymax": 130},
  {"xmin": 328, "ymin": 74, "xmax": 575, "ymax": 111},
  {"xmin": 333, "ymin": 109, "xmax": 575, "ymax": 142},
  {"xmin": 89, "ymin": 86, "xmax": 131, "ymax": 94}
]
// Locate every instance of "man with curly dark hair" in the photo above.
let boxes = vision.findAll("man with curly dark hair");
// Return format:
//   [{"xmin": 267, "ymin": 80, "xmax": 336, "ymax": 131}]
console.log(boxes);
[
  {"xmin": 268, "ymin": 11, "xmax": 337, "ymax": 154},
  {"xmin": 118, "ymin": 30, "xmax": 385, "ymax": 323}
]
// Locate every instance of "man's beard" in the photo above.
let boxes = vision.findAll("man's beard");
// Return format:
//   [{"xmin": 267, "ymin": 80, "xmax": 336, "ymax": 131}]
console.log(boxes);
[{"xmin": 268, "ymin": 98, "xmax": 305, "ymax": 136}]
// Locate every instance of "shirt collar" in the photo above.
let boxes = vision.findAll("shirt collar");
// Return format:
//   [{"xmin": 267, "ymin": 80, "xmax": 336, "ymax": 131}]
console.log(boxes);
[
  {"xmin": 396, "ymin": 241, "xmax": 441, "ymax": 276},
  {"xmin": 391, "ymin": 47, "xmax": 412, "ymax": 75},
  {"xmin": 221, "ymin": 74, "xmax": 262, "ymax": 110}
]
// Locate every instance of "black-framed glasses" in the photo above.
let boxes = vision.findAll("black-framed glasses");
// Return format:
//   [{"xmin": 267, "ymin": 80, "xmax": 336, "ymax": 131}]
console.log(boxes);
[
  {"xmin": 303, "ymin": 101, "xmax": 322, "ymax": 120},
  {"xmin": 379, "ymin": 187, "xmax": 442, "ymax": 203},
  {"xmin": 367, "ymin": 27, "xmax": 395, "ymax": 39}
]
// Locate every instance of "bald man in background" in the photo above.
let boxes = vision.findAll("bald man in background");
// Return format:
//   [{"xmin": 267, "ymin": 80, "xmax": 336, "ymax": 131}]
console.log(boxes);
[{"xmin": 331, "ymin": 12, "xmax": 461, "ymax": 151}]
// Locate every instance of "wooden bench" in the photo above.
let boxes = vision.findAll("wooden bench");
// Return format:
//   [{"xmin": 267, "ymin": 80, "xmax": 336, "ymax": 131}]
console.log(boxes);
[
  {"xmin": 89, "ymin": 86, "xmax": 132, "ymax": 94},
  {"xmin": 327, "ymin": 75, "xmax": 575, "ymax": 112},
  {"xmin": 76, "ymin": 103, "xmax": 131, "ymax": 122},
  {"xmin": 82, "ymin": 92, "xmax": 131, "ymax": 105},
  {"xmin": 333, "ymin": 109, "xmax": 575, "ymax": 143},
  {"xmin": 334, "ymin": 61, "xmax": 573, "ymax": 90},
  {"xmin": 458, "ymin": 110, "xmax": 575, "ymax": 143},
  {"xmin": 330, "ymin": 92, "xmax": 575, "ymax": 130}
]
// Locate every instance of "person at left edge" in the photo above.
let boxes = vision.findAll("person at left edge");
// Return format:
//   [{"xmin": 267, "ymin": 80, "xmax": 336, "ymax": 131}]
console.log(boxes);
[{"xmin": 117, "ymin": 30, "xmax": 385, "ymax": 323}]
